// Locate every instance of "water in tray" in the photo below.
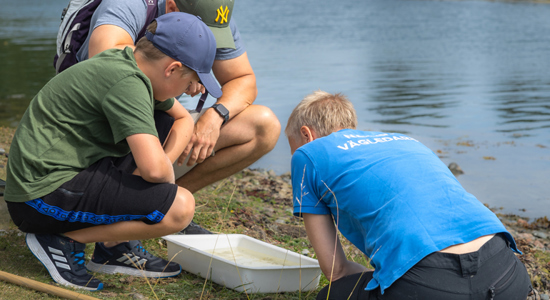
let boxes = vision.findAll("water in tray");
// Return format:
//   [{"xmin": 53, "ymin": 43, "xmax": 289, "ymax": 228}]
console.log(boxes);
[{"xmin": 203, "ymin": 247, "xmax": 301, "ymax": 267}]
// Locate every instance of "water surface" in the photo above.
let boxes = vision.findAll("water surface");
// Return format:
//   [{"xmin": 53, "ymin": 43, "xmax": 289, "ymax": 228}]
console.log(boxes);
[{"xmin": 0, "ymin": 0, "xmax": 549, "ymax": 218}]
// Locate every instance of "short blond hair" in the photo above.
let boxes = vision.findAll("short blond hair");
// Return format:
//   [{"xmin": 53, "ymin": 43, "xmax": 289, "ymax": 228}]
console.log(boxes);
[
  {"xmin": 285, "ymin": 90, "xmax": 357, "ymax": 141},
  {"xmin": 135, "ymin": 21, "xmax": 194, "ymax": 77}
]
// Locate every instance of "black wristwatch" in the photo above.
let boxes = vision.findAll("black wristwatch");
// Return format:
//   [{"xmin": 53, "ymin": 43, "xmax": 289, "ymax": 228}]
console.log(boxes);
[{"xmin": 211, "ymin": 103, "xmax": 229, "ymax": 126}]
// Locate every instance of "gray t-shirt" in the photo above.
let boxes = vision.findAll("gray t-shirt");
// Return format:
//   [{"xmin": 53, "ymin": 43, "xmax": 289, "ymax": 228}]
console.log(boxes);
[{"xmin": 77, "ymin": 0, "xmax": 245, "ymax": 62}]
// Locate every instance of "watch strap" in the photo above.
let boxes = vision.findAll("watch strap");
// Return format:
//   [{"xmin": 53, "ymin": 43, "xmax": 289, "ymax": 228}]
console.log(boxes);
[{"xmin": 212, "ymin": 103, "xmax": 229, "ymax": 125}]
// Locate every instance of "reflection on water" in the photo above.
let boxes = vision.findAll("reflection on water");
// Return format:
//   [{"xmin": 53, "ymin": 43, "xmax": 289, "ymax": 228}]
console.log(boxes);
[
  {"xmin": 491, "ymin": 78, "xmax": 550, "ymax": 134},
  {"xmin": 236, "ymin": 0, "xmax": 550, "ymax": 218},
  {"xmin": 0, "ymin": 38, "xmax": 56, "ymax": 127},
  {"xmin": 0, "ymin": 0, "xmax": 549, "ymax": 217},
  {"xmin": 0, "ymin": 0, "xmax": 63, "ymax": 127},
  {"xmin": 369, "ymin": 62, "xmax": 460, "ymax": 129}
]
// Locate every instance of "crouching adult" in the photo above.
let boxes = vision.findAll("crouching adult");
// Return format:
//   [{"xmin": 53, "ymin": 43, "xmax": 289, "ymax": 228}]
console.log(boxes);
[{"xmin": 284, "ymin": 90, "xmax": 532, "ymax": 299}]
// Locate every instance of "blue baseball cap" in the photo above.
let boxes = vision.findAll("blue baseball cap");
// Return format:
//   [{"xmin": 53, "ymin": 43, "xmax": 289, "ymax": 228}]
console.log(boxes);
[{"xmin": 145, "ymin": 12, "xmax": 222, "ymax": 98}]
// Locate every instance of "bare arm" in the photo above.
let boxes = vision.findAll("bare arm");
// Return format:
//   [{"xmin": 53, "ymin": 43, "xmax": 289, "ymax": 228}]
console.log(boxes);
[
  {"xmin": 163, "ymin": 101, "xmax": 194, "ymax": 163},
  {"xmin": 88, "ymin": 24, "xmax": 135, "ymax": 58},
  {"xmin": 303, "ymin": 213, "xmax": 369, "ymax": 282},
  {"xmin": 180, "ymin": 53, "xmax": 258, "ymax": 165},
  {"xmin": 127, "ymin": 133, "xmax": 174, "ymax": 184},
  {"xmin": 211, "ymin": 52, "xmax": 257, "ymax": 116}
]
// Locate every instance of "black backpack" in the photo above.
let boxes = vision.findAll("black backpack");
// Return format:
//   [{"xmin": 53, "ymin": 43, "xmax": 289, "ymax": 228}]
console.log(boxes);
[{"xmin": 54, "ymin": 0, "xmax": 158, "ymax": 74}]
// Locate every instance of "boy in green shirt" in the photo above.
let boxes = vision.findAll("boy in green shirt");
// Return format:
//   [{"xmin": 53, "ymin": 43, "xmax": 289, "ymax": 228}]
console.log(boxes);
[{"xmin": 4, "ymin": 12, "xmax": 221, "ymax": 291}]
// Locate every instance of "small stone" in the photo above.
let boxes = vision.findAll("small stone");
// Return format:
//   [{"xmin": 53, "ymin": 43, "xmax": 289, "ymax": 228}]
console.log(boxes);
[
  {"xmin": 276, "ymin": 219, "xmax": 286, "ymax": 224},
  {"xmin": 302, "ymin": 249, "xmax": 310, "ymax": 255},
  {"xmin": 448, "ymin": 162, "xmax": 464, "ymax": 176},
  {"xmin": 130, "ymin": 293, "xmax": 147, "ymax": 300},
  {"xmin": 517, "ymin": 219, "xmax": 529, "ymax": 227},
  {"xmin": 516, "ymin": 233, "xmax": 535, "ymax": 242},
  {"xmin": 540, "ymin": 294, "xmax": 549, "ymax": 300},
  {"xmin": 533, "ymin": 240, "xmax": 545, "ymax": 250},
  {"xmin": 263, "ymin": 209, "xmax": 274, "ymax": 217},
  {"xmin": 533, "ymin": 231, "xmax": 548, "ymax": 239}
]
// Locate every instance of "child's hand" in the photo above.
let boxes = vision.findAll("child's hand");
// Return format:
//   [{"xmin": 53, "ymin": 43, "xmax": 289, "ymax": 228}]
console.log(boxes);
[{"xmin": 184, "ymin": 81, "xmax": 206, "ymax": 97}]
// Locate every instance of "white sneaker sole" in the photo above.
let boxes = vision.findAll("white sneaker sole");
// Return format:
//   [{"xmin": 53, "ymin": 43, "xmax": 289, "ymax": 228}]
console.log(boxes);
[
  {"xmin": 26, "ymin": 233, "xmax": 102, "ymax": 291},
  {"xmin": 87, "ymin": 261, "xmax": 181, "ymax": 278}
]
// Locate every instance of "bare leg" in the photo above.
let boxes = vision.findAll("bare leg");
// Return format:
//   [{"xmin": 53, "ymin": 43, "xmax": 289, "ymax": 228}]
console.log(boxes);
[
  {"xmin": 64, "ymin": 187, "xmax": 194, "ymax": 243},
  {"xmin": 176, "ymin": 104, "xmax": 280, "ymax": 193}
]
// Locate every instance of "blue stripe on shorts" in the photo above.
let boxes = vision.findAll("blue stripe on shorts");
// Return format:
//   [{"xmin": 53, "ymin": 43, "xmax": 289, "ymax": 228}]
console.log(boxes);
[{"xmin": 26, "ymin": 198, "xmax": 165, "ymax": 225}]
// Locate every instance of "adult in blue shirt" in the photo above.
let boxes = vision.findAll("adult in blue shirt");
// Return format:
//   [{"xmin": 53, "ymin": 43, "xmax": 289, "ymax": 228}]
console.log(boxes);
[{"xmin": 284, "ymin": 90, "xmax": 531, "ymax": 299}]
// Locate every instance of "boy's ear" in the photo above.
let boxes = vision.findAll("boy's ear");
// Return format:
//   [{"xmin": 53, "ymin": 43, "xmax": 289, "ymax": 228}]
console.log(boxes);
[
  {"xmin": 165, "ymin": 61, "xmax": 182, "ymax": 78},
  {"xmin": 300, "ymin": 126, "xmax": 317, "ymax": 143}
]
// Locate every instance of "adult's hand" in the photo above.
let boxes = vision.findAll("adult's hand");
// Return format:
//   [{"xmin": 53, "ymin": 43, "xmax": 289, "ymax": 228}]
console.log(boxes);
[
  {"xmin": 176, "ymin": 52, "xmax": 257, "ymax": 166},
  {"xmin": 178, "ymin": 108, "xmax": 224, "ymax": 166}
]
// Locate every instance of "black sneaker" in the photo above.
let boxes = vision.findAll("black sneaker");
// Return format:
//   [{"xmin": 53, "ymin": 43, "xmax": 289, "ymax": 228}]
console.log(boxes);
[
  {"xmin": 178, "ymin": 220, "xmax": 213, "ymax": 234},
  {"xmin": 26, "ymin": 233, "xmax": 103, "ymax": 291},
  {"xmin": 86, "ymin": 240, "xmax": 181, "ymax": 278}
]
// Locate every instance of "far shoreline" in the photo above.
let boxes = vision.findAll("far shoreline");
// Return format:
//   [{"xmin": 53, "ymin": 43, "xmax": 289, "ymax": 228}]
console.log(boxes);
[{"xmin": 1, "ymin": 125, "xmax": 549, "ymax": 220}]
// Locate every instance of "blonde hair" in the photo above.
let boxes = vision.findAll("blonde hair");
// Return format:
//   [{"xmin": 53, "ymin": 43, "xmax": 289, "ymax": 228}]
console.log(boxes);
[
  {"xmin": 285, "ymin": 90, "xmax": 357, "ymax": 141},
  {"xmin": 135, "ymin": 21, "xmax": 194, "ymax": 77}
]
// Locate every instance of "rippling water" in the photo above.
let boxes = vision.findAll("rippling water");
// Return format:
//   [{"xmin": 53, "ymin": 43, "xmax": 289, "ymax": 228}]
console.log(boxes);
[{"xmin": 0, "ymin": 0, "xmax": 549, "ymax": 218}]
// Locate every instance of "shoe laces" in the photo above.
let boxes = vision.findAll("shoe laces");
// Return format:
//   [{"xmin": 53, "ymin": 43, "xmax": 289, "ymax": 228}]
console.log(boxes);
[
  {"xmin": 135, "ymin": 244, "xmax": 148, "ymax": 254},
  {"xmin": 70, "ymin": 248, "xmax": 87, "ymax": 273},
  {"xmin": 132, "ymin": 243, "xmax": 153, "ymax": 259}
]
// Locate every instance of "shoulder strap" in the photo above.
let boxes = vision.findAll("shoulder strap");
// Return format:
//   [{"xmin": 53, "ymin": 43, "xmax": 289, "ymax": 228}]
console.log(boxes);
[
  {"xmin": 137, "ymin": 0, "xmax": 158, "ymax": 41},
  {"xmin": 54, "ymin": 0, "xmax": 157, "ymax": 74},
  {"xmin": 54, "ymin": 0, "xmax": 103, "ymax": 73}
]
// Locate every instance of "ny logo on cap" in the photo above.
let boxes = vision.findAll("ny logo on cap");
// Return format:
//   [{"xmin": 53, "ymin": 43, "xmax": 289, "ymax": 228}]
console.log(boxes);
[{"xmin": 215, "ymin": 6, "xmax": 229, "ymax": 24}]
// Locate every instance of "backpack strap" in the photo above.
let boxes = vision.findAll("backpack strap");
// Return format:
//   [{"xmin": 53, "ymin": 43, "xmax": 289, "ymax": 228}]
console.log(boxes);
[
  {"xmin": 137, "ymin": 0, "xmax": 158, "ymax": 41},
  {"xmin": 54, "ymin": 0, "xmax": 158, "ymax": 74},
  {"xmin": 195, "ymin": 92, "xmax": 209, "ymax": 112},
  {"xmin": 54, "ymin": 0, "xmax": 104, "ymax": 73}
]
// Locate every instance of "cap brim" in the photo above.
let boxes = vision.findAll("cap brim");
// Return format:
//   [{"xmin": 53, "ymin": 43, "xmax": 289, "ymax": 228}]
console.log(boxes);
[
  {"xmin": 198, "ymin": 72, "xmax": 222, "ymax": 99},
  {"xmin": 209, "ymin": 25, "xmax": 235, "ymax": 49}
]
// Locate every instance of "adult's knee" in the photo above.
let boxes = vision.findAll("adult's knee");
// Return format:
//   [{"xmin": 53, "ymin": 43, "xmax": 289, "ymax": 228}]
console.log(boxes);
[
  {"xmin": 254, "ymin": 106, "xmax": 281, "ymax": 149},
  {"xmin": 164, "ymin": 187, "xmax": 195, "ymax": 232}
]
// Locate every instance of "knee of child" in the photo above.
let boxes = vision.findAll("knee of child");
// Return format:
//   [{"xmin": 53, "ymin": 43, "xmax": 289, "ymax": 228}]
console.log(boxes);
[{"xmin": 167, "ymin": 187, "xmax": 195, "ymax": 230}]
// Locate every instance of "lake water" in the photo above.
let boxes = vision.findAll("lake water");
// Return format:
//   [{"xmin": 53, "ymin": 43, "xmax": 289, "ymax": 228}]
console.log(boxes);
[{"xmin": 0, "ymin": 0, "xmax": 549, "ymax": 218}]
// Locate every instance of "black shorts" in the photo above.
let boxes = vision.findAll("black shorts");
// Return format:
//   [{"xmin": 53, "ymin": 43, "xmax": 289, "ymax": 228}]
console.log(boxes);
[
  {"xmin": 316, "ymin": 234, "xmax": 532, "ymax": 300},
  {"xmin": 7, "ymin": 111, "xmax": 178, "ymax": 234}
]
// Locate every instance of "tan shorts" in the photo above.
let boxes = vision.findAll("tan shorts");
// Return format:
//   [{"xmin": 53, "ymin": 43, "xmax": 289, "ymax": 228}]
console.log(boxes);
[{"xmin": 173, "ymin": 109, "xmax": 215, "ymax": 179}]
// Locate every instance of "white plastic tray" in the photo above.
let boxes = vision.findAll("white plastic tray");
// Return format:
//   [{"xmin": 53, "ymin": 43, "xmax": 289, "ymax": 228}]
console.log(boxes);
[{"xmin": 163, "ymin": 234, "xmax": 321, "ymax": 293}]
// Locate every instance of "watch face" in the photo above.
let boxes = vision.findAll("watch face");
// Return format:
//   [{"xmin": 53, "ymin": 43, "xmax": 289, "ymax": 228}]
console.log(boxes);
[
  {"xmin": 213, "ymin": 104, "xmax": 229, "ymax": 125},
  {"xmin": 215, "ymin": 104, "xmax": 229, "ymax": 116}
]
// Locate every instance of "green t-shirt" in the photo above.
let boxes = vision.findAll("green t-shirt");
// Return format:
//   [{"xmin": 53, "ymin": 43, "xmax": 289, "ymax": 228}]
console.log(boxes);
[{"xmin": 5, "ymin": 47, "xmax": 174, "ymax": 202}]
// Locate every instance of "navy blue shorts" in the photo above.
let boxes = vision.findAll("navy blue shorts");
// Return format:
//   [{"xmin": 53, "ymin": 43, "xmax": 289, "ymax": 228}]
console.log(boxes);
[
  {"xmin": 7, "ymin": 111, "xmax": 179, "ymax": 234},
  {"xmin": 316, "ymin": 234, "xmax": 532, "ymax": 300}
]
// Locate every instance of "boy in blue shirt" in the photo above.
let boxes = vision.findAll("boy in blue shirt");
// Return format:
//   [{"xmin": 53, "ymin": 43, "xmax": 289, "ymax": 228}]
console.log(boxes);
[
  {"xmin": 285, "ymin": 90, "xmax": 531, "ymax": 299},
  {"xmin": 5, "ymin": 13, "xmax": 220, "ymax": 291}
]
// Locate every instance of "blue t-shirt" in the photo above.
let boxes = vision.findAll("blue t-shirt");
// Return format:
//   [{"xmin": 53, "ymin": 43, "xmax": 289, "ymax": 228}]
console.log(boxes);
[
  {"xmin": 290, "ymin": 129, "xmax": 517, "ymax": 294},
  {"xmin": 77, "ymin": 0, "xmax": 245, "ymax": 62}
]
